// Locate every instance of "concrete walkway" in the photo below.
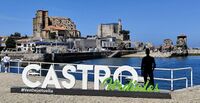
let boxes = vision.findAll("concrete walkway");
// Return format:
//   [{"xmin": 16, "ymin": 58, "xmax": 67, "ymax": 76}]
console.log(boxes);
[{"xmin": 0, "ymin": 73, "xmax": 199, "ymax": 103}]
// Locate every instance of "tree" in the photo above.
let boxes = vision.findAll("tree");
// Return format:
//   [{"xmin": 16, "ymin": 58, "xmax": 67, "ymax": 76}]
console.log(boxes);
[
  {"xmin": 5, "ymin": 37, "xmax": 16, "ymax": 48},
  {"xmin": 120, "ymin": 30, "xmax": 130, "ymax": 41},
  {"xmin": 49, "ymin": 32, "xmax": 56, "ymax": 39},
  {"xmin": 120, "ymin": 30, "xmax": 130, "ymax": 35},
  {"xmin": 10, "ymin": 32, "xmax": 21, "ymax": 37},
  {"xmin": 24, "ymin": 35, "xmax": 28, "ymax": 38}
]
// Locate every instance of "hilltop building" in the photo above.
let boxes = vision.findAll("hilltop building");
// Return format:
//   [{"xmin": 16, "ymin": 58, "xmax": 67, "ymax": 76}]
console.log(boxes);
[
  {"xmin": 134, "ymin": 42, "xmax": 145, "ymax": 51},
  {"xmin": 97, "ymin": 19, "xmax": 131, "ymax": 49},
  {"xmin": 174, "ymin": 35, "xmax": 188, "ymax": 55},
  {"xmin": 162, "ymin": 39, "xmax": 174, "ymax": 52},
  {"xmin": 97, "ymin": 19, "xmax": 122, "ymax": 39},
  {"xmin": 33, "ymin": 10, "xmax": 81, "ymax": 39}
]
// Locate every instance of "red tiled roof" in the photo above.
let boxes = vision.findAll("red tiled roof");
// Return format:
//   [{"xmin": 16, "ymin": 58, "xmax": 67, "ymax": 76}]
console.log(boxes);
[
  {"xmin": 16, "ymin": 38, "xmax": 30, "ymax": 43},
  {"xmin": 43, "ymin": 26, "xmax": 66, "ymax": 31}
]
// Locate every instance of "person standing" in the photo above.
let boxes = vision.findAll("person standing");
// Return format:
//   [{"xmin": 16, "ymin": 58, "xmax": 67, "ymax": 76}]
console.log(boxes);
[
  {"xmin": 141, "ymin": 48, "xmax": 156, "ymax": 87},
  {"xmin": 1, "ymin": 54, "xmax": 10, "ymax": 73}
]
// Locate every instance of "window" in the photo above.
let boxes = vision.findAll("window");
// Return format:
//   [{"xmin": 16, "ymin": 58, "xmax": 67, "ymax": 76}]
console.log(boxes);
[{"xmin": 17, "ymin": 48, "xmax": 21, "ymax": 51}]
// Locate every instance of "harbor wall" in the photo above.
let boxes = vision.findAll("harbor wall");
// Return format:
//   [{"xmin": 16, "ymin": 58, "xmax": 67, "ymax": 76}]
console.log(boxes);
[
  {"xmin": 188, "ymin": 49, "xmax": 200, "ymax": 55},
  {"xmin": 0, "ymin": 52, "xmax": 112, "ymax": 63},
  {"xmin": 53, "ymin": 52, "xmax": 111, "ymax": 63}
]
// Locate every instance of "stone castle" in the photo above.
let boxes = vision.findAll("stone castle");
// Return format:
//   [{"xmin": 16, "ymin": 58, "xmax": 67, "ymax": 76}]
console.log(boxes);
[
  {"xmin": 97, "ymin": 19, "xmax": 130, "ymax": 41},
  {"xmin": 33, "ymin": 10, "xmax": 81, "ymax": 39},
  {"xmin": 97, "ymin": 19, "xmax": 131, "ymax": 49}
]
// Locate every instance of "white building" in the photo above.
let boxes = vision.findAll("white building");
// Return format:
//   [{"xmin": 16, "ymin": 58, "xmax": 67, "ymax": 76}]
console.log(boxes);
[
  {"xmin": 16, "ymin": 39, "xmax": 36, "ymax": 53},
  {"xmin": 99, "ymin": 37, "xmax": 117, "ymax": 49}
]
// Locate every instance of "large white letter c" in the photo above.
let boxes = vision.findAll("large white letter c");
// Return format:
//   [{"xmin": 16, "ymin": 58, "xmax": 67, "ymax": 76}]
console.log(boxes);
[{"xmin": 22, "ymin": 64, "xmax": 41, "ymax": 88}]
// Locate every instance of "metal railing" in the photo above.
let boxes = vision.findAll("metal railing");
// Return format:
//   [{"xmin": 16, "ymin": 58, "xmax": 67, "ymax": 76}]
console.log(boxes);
[{"xmin": 0, "ymin": 60, "xmax": 193, "ymax": 91}]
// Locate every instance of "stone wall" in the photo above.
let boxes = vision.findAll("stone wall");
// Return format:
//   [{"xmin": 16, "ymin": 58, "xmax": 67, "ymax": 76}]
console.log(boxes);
[
  {"xmin": 46, "ymin": 46, "xmax": 68, "ymax": 53},
  {"xmin": 0, "ymin": 53, "xmax": 46, "ymax": 62},
  {"xmin": 0, "ymin": 52, "xmax": 112, "ymax": 63},
  {"xmin": 0, "ymin": 53, "xmax": 24, "ymax": 60},
  {"xmin": 188, "ymin": 49, "xmax": 200, "ymax": 55},
  {"xmin": 23, "ymin": 54, "xmax": 45, "ymax": 61}
]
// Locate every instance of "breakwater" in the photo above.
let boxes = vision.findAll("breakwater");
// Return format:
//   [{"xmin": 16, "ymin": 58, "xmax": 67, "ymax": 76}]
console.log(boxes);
[
  {"xmin": 52, "ymin": 52, "xmax": 111, "ymax": 63},
  {"xmin": 122, "ymin": 52, "xmax": 173, "ymax": 58},
  {"xmin": 0, "ymin": 53, "xmax": 45, "ymax": 61},
  {"xmin": 0, "ymin": 52, "xmax": 112, "ymax": 63},
  {"xmin": 122, "ymin": 49, "xmax": 200, "ymax": 58},
  {"xmin": 188, "ymin": 49, "xmax": 200, "ymax": 55},
  {"xmin": 0, "ymin": 50, "xmax": 136, "ymax": 63}
]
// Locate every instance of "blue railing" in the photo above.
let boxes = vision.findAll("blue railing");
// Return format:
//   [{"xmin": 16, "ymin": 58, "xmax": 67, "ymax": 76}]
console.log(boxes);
[{"xmin": 0, "ymin": 60, "xmax": 193, "ymax": 91}]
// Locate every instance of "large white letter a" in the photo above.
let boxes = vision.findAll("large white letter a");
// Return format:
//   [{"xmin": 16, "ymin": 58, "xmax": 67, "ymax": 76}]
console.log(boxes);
[{"xmin": 41, "ymin": 65, "xmax": 61, "ymax": 88}]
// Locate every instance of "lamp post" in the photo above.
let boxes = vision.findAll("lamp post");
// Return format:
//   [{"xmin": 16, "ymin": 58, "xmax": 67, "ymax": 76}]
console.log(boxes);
[{"xmin": 56, "ymin": 33, "xmax": 58, "ymax": 53}]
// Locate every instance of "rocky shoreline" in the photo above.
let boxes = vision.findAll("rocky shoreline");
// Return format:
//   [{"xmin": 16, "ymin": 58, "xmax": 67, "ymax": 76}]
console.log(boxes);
[
  {"xmin": 122, "ymin": 50, "xmax": 200, "ymax": 58},
  {"xmin": 122, "ymin": 52, "xmax": 173, "ymax": 58}
]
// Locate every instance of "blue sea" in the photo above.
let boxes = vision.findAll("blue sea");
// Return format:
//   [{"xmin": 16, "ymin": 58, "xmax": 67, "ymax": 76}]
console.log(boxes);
[{"xmin": 75, "ymin": 56, "xmax": 200, "ymax": 90}]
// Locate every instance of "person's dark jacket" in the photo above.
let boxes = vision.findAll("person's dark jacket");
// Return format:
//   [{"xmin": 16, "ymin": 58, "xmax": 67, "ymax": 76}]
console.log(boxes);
[{"xmin": 141, "ymin": 56, "xmax": 156, "ymax": 73}]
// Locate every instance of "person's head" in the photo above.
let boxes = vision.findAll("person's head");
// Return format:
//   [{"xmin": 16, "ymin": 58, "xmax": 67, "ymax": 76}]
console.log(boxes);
[
  {"xmin": 5, "ymin": 54, "xmax": 8, "ymax": 56},
  {"xmin": 145, "ymin": 48, "xmax": 150, "ymax": 56}
]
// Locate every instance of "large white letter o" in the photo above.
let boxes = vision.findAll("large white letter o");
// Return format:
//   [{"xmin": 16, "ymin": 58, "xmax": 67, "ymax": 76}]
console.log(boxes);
[{"xmin": 113, "ymin": 66, "xmax": 138, "ymax": 82}]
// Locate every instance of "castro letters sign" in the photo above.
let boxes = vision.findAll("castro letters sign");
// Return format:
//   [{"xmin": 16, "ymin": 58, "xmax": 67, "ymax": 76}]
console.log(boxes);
[
  {"xmin": 11, "ymin": 64, "xmax": 170, "ymax": 99},
  {"xmin": 22, "ymin": 64, "xmax": 138, "ymax": 90}
]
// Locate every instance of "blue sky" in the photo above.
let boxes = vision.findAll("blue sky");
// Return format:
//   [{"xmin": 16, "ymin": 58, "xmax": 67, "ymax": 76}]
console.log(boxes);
[{"xmin": 0, "ymin": 0, "xmax": 200, "ymax": 47}]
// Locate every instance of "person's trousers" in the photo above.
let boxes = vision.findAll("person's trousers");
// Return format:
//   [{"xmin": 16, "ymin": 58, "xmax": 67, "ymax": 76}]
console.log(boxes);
[{"xmin": 143, "ymin": 71, "xmax": 154, "ymax": 87}]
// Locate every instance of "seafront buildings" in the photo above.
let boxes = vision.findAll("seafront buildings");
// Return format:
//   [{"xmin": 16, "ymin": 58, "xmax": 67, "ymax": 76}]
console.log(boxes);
[
  {"xmin": 0, "ymin": 10, "xmax": 198, "ymax": 58},
  {"xmin": 2, "ymin": 10, "xmax": 131, "ymax": 54}
]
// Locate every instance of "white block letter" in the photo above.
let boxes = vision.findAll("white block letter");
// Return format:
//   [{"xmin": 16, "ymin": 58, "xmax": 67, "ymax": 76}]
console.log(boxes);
[
  {"xmin": 94, "ymin": 65, "xmax": 111, "ymax": 90},
  {"xmin": 61, "ymin": 65, "xmax": 76, "ymax": 89},
  {"xmin": 41, "ymin": 65, "xmax": 61, "ymax": 88},
  {"xmin": 22, "ymin": 64, "xmax": 41, "ymax": 88},
  {"xmin": 77, "ymin": 65, "xmax": 93, "ymax": 90},
  {"xmin": 113, "ymin": 66, "xmax": 138, "ymax": 83}
]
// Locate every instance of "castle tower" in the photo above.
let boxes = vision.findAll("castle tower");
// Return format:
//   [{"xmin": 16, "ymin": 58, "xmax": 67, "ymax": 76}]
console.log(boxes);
[
  {"xmin": 118, "ymin": 19, "xmax": 122, "ymax": 34},
  {"xmin": 33, "ymin": 10, "xmax": 49, "ymax": 38},
  {"xmin": 44, "ymin": 11, "xmax": 49, "ymax": 28},
  {"xmin": 97, "ymin": 24, "xmax": 102, "ymax": 38},
  {"xmin": 176, "ymin": 34, "xmax": 187, "ymax": 47},
  {"xmin": 174, "ymin": 34, "xmax": 188, "ymax": 56}
]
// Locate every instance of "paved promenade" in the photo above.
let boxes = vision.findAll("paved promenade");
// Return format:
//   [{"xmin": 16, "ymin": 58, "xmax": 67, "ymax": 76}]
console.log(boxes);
[{"xmin": 0, "ymin": 73, "xmax": 199, "ymax": 103}]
